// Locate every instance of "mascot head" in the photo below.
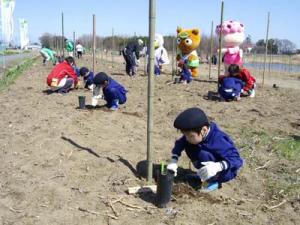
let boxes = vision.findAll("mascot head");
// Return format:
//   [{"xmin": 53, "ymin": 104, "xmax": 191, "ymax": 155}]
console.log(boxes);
[
  {"xmin": 216, "ymin": 20, "xmax": 245, "ymax": 47},
  {"xmin": 176, "ymin": 27, "xmax": 201, "ymax": 55},
  {"xmin": 154, "ymin": 34, "xmax": 164, "ymax": 49}
]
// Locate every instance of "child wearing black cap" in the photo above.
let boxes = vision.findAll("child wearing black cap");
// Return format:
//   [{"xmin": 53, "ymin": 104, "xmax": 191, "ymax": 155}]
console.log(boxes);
[
  {"xmin": 167, "ymin": 107, "xmax": 243, "ymax": 192},
  {"xmin": 79, "ymin": 67, "xmax": 94, "ymax": 90},
  {"xmin": 91, "ymin": 72, "xmax": 127, "ymax": 111}
]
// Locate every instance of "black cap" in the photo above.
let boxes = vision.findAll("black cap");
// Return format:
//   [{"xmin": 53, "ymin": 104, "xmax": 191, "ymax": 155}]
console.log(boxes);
[
  {"xmin": 174, "ymin": 107, "xmax": 209, "ymax": 130},
  {"xmin": 93, "ymin": 72, "xmax": 109, "ymax": 85},
  {"xmin": 79, "ymin": 67, "xmax": 89, "ymax": 76}
]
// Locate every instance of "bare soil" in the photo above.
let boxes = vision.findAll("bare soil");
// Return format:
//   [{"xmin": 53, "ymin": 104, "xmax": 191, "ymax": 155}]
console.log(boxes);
[{"xmin": 0, "ymin": 54, "xmax": 299, "ymax": 225}]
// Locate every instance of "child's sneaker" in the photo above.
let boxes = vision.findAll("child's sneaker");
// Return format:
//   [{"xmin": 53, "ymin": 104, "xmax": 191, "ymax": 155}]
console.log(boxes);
[
  {"xmin": 201, "ymin": 181, "xmax": 219, "ymax": 192},
  {"xmin": 109, "ymin": 105, "xmax": 118, "ymax": 111},
  {"xmin": 249, "ymin": 89, "xmax": 255, "ymax": 98}
]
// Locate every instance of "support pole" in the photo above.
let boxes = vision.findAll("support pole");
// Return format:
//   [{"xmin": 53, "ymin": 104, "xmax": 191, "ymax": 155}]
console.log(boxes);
[
  {"xmin": 217, "ymin": 1, "xmax": 224, "ymax": 88},
  {"xmin": 172, "ymin": 37, "xmax": 175, "ymax": 79},
  {"xmin": 208, "ymin": 21, "xmax": 214, "ymax": 80},
  {"xmin": 262, "ymin": 12, "xmax": 270, "ymax": 88},
  {"xmin": 144, "ymin": 40, "xmax": 147, "ymax": 75},
  {"xmin": 111, "ymin": 28, "xmax": 114, "ymax": 69},
  {"xmin": 73, "ymin": 31, "xmax": 76, "ymax": 59},
  {"xmin": 146, "ymin": 0, "xmax": 156, "ymax": 182},
  {"xmin": 93, "ymin": 15, "xmax": 96, "ymax": 73},
  {"xmin": 61, "ymin": 12, "xmax": 65, "ymax": 58}
]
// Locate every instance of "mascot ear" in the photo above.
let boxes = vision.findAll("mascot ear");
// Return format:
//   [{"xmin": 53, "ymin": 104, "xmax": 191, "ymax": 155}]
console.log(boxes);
[
  {"xmin": 177, "ymin": 27, "xmax": 182, "ymax": 34},
  {"xmin": 192, "ymin": 29, "xmax": 199, "ymax": 35}
]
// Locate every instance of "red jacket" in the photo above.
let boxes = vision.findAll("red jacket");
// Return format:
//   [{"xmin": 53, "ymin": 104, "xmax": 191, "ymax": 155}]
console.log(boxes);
[
  {"xmin": 47, "ymin": 61, "xmax": 78, "ymax": 87},
  {"xmin": 234, "ymin": 68, "xmax": 256, "ymax": 91}
]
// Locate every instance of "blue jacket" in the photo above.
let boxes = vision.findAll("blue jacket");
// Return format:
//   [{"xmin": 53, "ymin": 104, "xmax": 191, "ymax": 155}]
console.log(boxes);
[
  {"xmin": 171, "ymin": 122, "xmax": 243, "ymax": 172},
  {"xmin": 218, "ymin": 77, "xmax": 244, "ymax": 100},
  {"xmin": 84, "ymin": 71, "xmax": 94, "ymax": 88},
  {"xmin": 103, "ymin": 78, "xmax": 127, "ymax": 107}
]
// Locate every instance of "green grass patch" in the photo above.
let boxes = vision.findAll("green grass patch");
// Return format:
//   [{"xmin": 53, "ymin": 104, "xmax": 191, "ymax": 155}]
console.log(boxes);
[
  {"xmin": 0, "ymin": 50, "xmax": 19, "ymax": 55},
  {"xmin": 272, "ymin": 136, "xmax": 300, "ymax": 160},
  {"xmin": 0, "ymin": 57, "xmax": 38, "ymax": 91}
]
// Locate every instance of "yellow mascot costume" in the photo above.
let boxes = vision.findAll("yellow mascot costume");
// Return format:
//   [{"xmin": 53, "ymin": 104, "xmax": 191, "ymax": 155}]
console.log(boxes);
[{"xmin": 176, "ymin": 27, "xmax": 201, "ymax": 79}]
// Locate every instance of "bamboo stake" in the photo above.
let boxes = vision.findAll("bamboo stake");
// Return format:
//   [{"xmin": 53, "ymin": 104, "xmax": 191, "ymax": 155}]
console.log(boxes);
[
  {"xmin": 61, "ymin": 12, "xmax": 65, "ymax": 58},
  {"xmin": 73, "ymin": 31, "xmax": 76, "ymax": 58},
  {"xmin": 92, "ymin": 15, "xmax": 96, "ymax": 73},
  {"xmin": 172, "ymin": 37, "xmax": 176, "ymax": 79},
  {"xmin": 217, "ymin": 1, "xmax": 224, "ymax": 88},
  {"xmin": 146, "ymin": 0, "xmax": 156, "ymax": 182},
  {"xmin": 208, "ymin": 20, "xmax": 214, "ymax": 80},
  {"xmin": 262, "ymin": 12, "xmax": 270, "ymax": 88},
  {"xmin": 111, "ymin": 28, "xmax": 114, "ymax": 69}
]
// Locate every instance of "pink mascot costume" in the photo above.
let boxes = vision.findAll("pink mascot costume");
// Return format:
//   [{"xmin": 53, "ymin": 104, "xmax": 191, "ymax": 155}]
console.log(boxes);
[{"xmin": 216, "ymin": 20, "xmax": 245, "ymax": 75}]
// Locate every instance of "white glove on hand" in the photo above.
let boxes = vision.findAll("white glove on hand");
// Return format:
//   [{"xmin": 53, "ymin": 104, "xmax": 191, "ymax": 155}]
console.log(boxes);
[
  {"xmin": 91, "ymin": 95, "xmax": 102, "ymax": 106},
  {"xmin": 136, "ymin": 59, "xmax": 140, "ymax": 65},
  {"xmin": 197, "ymin": 161, "xmax": 223, "ymax": 181},
  {"xmin": 167, "ymin": 159, "xmax": 178, "ymax": 176}
]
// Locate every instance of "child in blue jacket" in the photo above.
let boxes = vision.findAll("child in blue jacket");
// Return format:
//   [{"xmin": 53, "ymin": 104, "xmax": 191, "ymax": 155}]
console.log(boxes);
[
  {"xmin": 79, "ymin": 67, "xmax": 94, "ymax": 90},
  {"xmin": 218, "ymin": 77, "xmax": 244, "ymax": 101},
  {"xmin": 167, "ymin": 107, "xmax": 243, "ymax": 192},
  {"xmin": 91, "ymin": 72, "xmax": 127, "ymax": 111}
]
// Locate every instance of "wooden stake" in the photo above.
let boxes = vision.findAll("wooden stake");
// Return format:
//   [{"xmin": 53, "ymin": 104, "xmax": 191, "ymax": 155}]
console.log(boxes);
[{"xmin": 262, "ymin": 12, "xmax": 270, "ymax": 88}]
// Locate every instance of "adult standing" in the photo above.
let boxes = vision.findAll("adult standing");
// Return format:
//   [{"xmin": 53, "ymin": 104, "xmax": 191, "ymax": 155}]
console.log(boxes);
[
  {"xmin": 76, "ymin": 42, "xmax": 84, "ymax": 59},
  {"xmin": 122, "ymin": 39, "xmax": 144, "ymax": 76}
]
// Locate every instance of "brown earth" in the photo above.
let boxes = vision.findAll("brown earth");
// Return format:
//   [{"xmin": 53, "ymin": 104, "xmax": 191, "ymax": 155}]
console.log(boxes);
[{"xmin": 0, "ymin": 54, "xmax": 299, "ymax": 225}]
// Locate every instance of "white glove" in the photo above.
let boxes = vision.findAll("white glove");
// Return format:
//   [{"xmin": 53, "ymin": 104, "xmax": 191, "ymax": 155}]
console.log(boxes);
[
  {"xmin": 167, "ymin": 159, "xmax": 178, "ymax": 176},
  {"xmin": 136, "ymin": 59, "xmax": 140, "ymax": 64},
  {"xmin": 197, "ymin": 161, "xmax": 223, "ymax": 181},
  {"xmin": 91, "ymin": 97, "xmax": 98, "ymax": 107},
  {"xmin": 91, "ymin": 95, "xmax": 102, "ymax": 106}
]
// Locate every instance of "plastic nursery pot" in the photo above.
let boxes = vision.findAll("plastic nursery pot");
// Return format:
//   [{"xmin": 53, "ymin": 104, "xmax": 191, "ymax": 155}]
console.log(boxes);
[
  {"xmin": 174, "ymin": 77, "xmax": 180, "ymax": 84},
  {"xmin": 155, "ymin": 169, "xmax": 174, "ymax": 208},
  {"xmin": 78, "ymin": 96, "xmax": 86, "ymax": 109}
]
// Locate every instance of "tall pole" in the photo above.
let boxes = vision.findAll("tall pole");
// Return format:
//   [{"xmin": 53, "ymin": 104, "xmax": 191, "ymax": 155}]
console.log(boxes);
[
  {"xmin": 208, "ymin": 21, "xmax": 214, "ymax": 79},
  {"xmin": 146, "ymin": 0, "xmax": 156, "ymax": 182},
  {"xmin": 217, "ymin": 1, "xmax": 224, "ymax": 87},
  {"xmin": 73, "ymin": 31, "xmax": 76, "ymax": 58},
  {"xmin": 262, "ymin": 12, "xmax": 270, "ymax": 88},
  {"xmin": 111, "ymin": 28, "xmax": 114, "ymax": 68},
  {"xmin": 144, "ymin": 40, "xmax": 147, "ymax": 75},
  {"xmin": 172, "ymin": 37, "xmax": 176, "ymax": 79},
  {"xmin": 93, "ymin": 15, "xmax": 96, "ymax": 73},
  {"xmin": 61, "ymin": 12, "xmax": 65, "ymax": 58}
]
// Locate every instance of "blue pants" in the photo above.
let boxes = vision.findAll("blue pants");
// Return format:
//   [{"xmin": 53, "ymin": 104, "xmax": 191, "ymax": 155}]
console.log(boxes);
[
  {"xmin": 122, "ymin": 49, "xmax": 136, "ymax": 76},
  {"xmin": 105, "ymin": 88, "xmax": 126, "ymax": 108},
  {"xmin": 192, "ymin": 150, "xmax": 238, "ymax": 183},
  {"xmin": 180, "ymin": 67, "xmax": 192, "ymax": 83}
]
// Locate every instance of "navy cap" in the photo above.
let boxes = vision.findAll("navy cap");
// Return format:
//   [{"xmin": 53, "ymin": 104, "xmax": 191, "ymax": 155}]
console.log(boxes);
[
  {"xmin": 174, "ymin": 107, "xmax": 209, "ymax": 130},
  {"xmin": 79, "ymin": 67, "xmax": 89, "ymax": 76},
  {"xmin": 93, "ymin": 72, "xmax": 109, "ymax": 85}
]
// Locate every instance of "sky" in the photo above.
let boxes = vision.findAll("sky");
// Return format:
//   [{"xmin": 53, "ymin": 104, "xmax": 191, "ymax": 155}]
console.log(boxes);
[{"xmin": 9, "ymin": 0, "xmax": 300, "ymax": 48}]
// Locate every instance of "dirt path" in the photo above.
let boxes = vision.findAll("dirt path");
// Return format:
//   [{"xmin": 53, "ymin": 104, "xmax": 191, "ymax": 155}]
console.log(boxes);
[{"xmin": 0, "ymin": 55, "xmax": 299, "ymax": 225}]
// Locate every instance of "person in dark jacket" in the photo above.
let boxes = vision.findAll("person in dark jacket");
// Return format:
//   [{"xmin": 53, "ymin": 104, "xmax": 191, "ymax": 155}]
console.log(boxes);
[
  {"xmin": 91, "ymin": 72, "xmax": 127, "ymax": 111},
  {"xmin": 167, "ymin": 107, "xmax": 243, "ymax": 192},
  {"xmin": 218, "ymin": 77, "xmax": 244, "ymax": 101},
  {"xmin": 122, "ymin": 39, "xmax": 143, "ymax": 76},
  {"xmin": 79, "ymin": 67, "xmax": 94, "ymax": 90}
]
